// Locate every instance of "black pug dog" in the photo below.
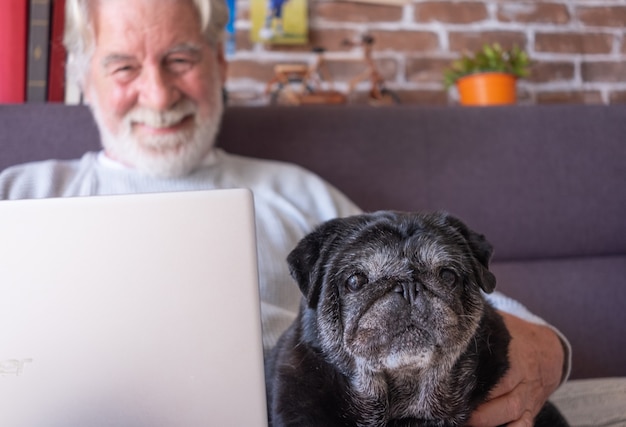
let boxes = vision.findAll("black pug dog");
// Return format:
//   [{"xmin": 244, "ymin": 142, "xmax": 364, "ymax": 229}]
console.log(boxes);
[{"xmin": 265, "ymin": 211, "xmax": 569, "ymax": 427}]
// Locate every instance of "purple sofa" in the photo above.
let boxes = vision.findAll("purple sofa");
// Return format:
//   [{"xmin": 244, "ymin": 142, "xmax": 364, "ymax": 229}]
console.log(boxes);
[{"xmin": 1, "ymin": 103, "xmax": 625, "ymax": 382}]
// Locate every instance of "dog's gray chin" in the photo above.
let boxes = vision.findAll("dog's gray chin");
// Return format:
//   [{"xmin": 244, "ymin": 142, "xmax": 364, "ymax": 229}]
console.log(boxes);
[
  {"xmin": 349, "ymin": 330, "xmax": 437, "ymax": 373},
  {"xmin": 382, "ymin": 349, "xmax": 434, "ymax": 370},
  {"xmin": 348, "ymin": 327, "xmax": 437, "ymax": 371}
]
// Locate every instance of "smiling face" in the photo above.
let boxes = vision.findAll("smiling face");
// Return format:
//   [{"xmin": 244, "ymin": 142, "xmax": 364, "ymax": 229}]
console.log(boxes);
[{"xmin": 84, "ymin": 0, "xmax": 227, "ymax": 177}]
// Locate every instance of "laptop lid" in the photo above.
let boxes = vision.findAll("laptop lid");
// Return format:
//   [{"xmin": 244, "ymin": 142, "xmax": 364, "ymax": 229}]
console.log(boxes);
[{"xmin": 0, "ymin": 189, "xmax": 268, "ymax": 427}]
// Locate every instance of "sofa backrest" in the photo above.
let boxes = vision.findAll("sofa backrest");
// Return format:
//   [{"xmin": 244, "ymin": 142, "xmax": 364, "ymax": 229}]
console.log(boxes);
[
  {"xmin": 218, "ymin": 105, "xmax": 626, "ymax": 262},
  {"xmin": 1, "ymin": 104, "xmax": 624, "ymax": 262}
]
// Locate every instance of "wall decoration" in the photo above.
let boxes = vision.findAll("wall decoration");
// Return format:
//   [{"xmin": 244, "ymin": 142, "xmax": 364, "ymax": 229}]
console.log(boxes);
[{"xmin": 251, "ymin": 0, "xmax": 308, "ymax": 45}]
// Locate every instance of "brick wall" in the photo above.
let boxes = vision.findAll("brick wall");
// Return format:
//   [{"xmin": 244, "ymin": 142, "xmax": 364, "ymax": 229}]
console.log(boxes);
[{"xmin": 225, "ymin": 0, "xmax": 626, "ymax": 106}]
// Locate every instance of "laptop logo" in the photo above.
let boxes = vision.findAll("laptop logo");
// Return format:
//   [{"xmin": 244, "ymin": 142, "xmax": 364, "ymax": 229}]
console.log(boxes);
[{"xmin": 0, "ymin": 359, "xmax": 33, "ymax": 376}]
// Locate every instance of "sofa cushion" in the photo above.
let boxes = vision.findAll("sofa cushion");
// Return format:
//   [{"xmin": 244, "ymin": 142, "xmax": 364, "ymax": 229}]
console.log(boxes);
[
  {"xmin": 552, "ymin": 377, "xmax": 626, "ymax": 427},
  {"xmin": 491, "ymin": 255, "xmax": 626, "ymax": 379}
]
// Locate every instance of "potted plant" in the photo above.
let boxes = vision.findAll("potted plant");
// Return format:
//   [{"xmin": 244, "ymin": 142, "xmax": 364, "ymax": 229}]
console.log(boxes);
[{"xmin": 443, "ymin": 43, "xmax": 530, "ymax": 106}]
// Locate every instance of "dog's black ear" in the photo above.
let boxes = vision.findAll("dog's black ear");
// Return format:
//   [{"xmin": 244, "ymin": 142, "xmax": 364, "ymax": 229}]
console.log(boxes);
[
  {"xmin": 287, "ymin": 218, "xmax": 344, "ymax": 308},
  {"xmin": 442, "ymin": 214, "xmax": 497, "ymax": 293}
]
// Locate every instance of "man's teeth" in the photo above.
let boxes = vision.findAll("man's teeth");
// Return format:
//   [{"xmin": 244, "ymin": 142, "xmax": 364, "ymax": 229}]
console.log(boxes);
[{"xmin": 140, "ymin": 118, "xmax": 183, "ymax": 128}]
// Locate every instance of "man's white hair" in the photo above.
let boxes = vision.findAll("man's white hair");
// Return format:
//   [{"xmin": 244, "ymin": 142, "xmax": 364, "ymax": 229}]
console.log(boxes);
[{"xmin": 63, "ymin": 0, "xmax": 229, "ymax": 87}]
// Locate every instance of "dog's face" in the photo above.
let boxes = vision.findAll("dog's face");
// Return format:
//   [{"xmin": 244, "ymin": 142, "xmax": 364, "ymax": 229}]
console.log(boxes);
[{"xmin": 288, "ymin": 211, "xmax": 496, "ymax": 375}]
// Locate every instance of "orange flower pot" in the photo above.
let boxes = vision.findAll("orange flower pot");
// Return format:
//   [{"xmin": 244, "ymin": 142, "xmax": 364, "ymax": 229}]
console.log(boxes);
[{"xmin": 456, "ymin": 72, "xmax": 517, "ymax": 106}]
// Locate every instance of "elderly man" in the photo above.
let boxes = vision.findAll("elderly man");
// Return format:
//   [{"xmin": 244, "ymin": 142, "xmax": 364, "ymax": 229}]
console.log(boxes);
[{"xmin": 0, "ymin": 0, "xmax": 568, "ymax": 425}]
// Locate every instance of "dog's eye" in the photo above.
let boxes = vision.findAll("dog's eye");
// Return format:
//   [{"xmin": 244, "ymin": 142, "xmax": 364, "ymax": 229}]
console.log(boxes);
[
  {"xmin": 439, "ymin": 268, "xmax": 458, "ymax": 286},
  {"xmin": 346, "ymin": 273, "xmax": 368, "ymax": 292}
]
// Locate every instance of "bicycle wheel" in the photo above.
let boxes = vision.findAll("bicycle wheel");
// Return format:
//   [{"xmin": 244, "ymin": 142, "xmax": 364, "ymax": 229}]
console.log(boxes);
[
  {"xmin": 269, "ymin": 78, "xmax": 315, "ymax": 106},
  {"xmin": 381, "ymin": 88, "xmax": 401, "ymax": 104},
  {"xmin": 370, "ymin": 87, "xmax": 401, "ymax": 105}
]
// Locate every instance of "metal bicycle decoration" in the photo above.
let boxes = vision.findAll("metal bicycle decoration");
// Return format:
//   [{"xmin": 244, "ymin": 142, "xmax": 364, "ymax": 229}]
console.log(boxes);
[{"xmin": 265, "ymin": 35, "xmax": 400, "ymax": 106}]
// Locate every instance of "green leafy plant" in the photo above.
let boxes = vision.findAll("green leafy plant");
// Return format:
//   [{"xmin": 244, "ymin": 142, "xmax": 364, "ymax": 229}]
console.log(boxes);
[{"xmin": 443, "ymin": 43, "xmax": 531, "ymax": 88}]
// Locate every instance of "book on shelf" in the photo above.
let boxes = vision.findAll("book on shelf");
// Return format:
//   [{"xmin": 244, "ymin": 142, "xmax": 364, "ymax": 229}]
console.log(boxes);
[
  {"xmin": 26, "ymin": 0, "xmax": 52, "ymax": 102},
  {"xmin": 1, "ymin": 0, "xmax": 79, "ymax": 104},
  {"xmin": 48, "ymin": 0, "xmax": 67, "ymax": 102},
  {"xmin": 0, "ymin": 0, "xmax": 28, "ymax": 103}
]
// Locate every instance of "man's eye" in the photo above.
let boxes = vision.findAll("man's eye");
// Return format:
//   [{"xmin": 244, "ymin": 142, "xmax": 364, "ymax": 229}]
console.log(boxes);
[
  {"xmin": 167, "ymin": 57, "xmax": 194, "ymax": 73},
  {"xmin": 114, "ymin": 65, "xmax": 134, "ymax": 74},
  {"xmin": 108, "ymin": 65, "xmax": 138, "ymax": 83},
  {"xmin": 107, "ymin": 63, "xmax": 136, "ymax": 76}
]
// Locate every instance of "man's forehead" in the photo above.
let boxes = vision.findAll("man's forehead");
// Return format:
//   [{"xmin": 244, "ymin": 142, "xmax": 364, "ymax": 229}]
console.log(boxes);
[
  {"xmin": 99, "ymin": 43, "xmax": 203, "ymax": 63},
  {"xmin": 92, "ymin": 0, "xmax": 204, "ymax": 49}
]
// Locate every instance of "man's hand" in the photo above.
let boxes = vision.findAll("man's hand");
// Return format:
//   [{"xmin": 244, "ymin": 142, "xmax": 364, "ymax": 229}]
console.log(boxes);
[{"xmin": 467, "ymin": 312, "xmax": 565, "ymax": 427}]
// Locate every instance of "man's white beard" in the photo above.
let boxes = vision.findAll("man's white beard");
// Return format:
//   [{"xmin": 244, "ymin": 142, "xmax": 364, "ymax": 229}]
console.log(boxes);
[{"xmin": 90, "ymin": 86, "xmax": 223, "ymax": 178}]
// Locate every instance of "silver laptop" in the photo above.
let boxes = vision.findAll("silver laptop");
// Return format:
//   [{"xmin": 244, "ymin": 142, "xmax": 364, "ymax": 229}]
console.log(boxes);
[{"xmin": 0, "ymin": 189, "xmax": 268, "ymax": 427}]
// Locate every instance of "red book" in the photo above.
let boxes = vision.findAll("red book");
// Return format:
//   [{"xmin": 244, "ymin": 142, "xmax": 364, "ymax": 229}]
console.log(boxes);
[
  {"xmin": 47, "ymin": 0, "xmax": 66, "ymax": 102},
  {"xmin": 0, "ymin": 0, "xmax": 28, "ymax": 103}
]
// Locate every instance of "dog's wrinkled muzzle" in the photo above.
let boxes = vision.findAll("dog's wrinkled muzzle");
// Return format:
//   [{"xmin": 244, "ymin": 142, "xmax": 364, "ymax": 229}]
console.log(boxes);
[{"xmin": 393, "ymin": 281, "xmax": 423, "ymax": 305}]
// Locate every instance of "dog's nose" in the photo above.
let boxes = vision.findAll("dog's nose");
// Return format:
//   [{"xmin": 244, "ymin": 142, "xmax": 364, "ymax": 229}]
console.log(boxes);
[{"xmin": 394, "ymin": 282, "xmax": 421, "ymax": 304}]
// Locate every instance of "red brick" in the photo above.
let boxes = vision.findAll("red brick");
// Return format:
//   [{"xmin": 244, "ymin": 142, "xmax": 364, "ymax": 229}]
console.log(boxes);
[
  {"xmin": 326, "ymin": 57, "xmax": 398, "ymax": 83},
  {"xmin": 344, "ymin": 91, "xmax": 371, "ymax": 105},
  {"xmin": 226, "ymin": 90, "xmax": 267, "ymax": 107},
  {"xmin": 369, "ymin": 30, "xmax": 440, "ymax": 52},
  {"xmin": 227, "ymin": 59, "xmax": 282, "ymax": 82},
  {"xmin": 497, "ymin": 2, "xmax": 570, "ymax": 24},
  {"xmin": 347, "ymin": 90, "xmax": 405, "ymax": 105},
  {"xmin": 405, "ymin": 58, "xmax": 451, "ymax": 84},
  {"xmin": 577, "ymin": 6, "xmax": 626, "ymax": 28},
  {"xmin": 395, "ymin": 89, "xmax": 448, "ymax": 105},
  {"xmin": 322, "ymin": 59, "xmax": 367, "ymax": 82},
  {"xmin": 448, "ymin": 31, "xmax": 527, "ymax": 53},
  {"xmin": 233, "ymin": 30, "xmax": 254, "ymax": 52},
  {"xmin": 536, "ymin": 90, "xmax": 603, "ymax": 105},
  {"xmin": 535, "ymin": 32, "xmax": 614, "ymax": 54},
  {"xmin": 313, "ymin": 2, "xmax": 402, "ymax": 23},
  {"xmin": 581, "ymin": 61, "xmax": 626, "ymax": 83},
  {"xmin": 527, "ymin": 61, "xmax": 575, "ymax": 83},
  {"xmin": 309, "ymin": 29, "xmax": 359, "ymax": 51},
  {"xmin": 234, "ymin": 2, "xmax": 249, "ymax": 20},
  {"xmin": 515, "ymin": 86, "xmax": 532, "ymax": 105},
  {"xmin": 415, "ymin": 2, "xmax": 488, "ymax": 24},
  {"xmin": 608, "ymin": 91, "xmax": 626, "ymax": 104},
  {"xmin": 374, "ymin": 58, "xmax": 399, "ymax": 82}
]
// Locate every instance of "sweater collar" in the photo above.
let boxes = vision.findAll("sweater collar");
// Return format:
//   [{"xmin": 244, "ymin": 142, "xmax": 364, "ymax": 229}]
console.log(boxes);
[{"xmin": 96, "ymin": 149, "xmax": 219, "ymax": 171}]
